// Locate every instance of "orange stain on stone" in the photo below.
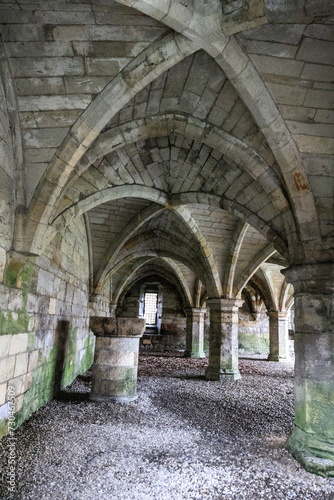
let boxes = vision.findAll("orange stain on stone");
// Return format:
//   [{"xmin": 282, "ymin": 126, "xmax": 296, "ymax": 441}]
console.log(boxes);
[{"xmin": 294, "ymin": 172, "xmax": 309, "ymax": 192}]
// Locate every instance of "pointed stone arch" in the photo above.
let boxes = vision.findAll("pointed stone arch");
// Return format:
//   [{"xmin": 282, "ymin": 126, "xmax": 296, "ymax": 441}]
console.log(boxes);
[
  {"xmin": 0, "ymin": 37, "xmax": 24, "ymax": 262},
  {"xmin": 235, "ymin": 244, "xmax": 277, "ymax": 298},
  {"xmin": 116, "ymin": 0, "xmax": 321, "ymax": 261},
  {"xmin": 50, "ymin": 114, "xmax": 291, "ymax": 259},
  {"xmin": 94, "ymin": 204, "xmax": 166, "ymax": 292},
  {"xmin": 22, "ymin": 32, "xmax": 198, "ymax": 254},
  {"xmin": 51, "ymin": 185, "xmax": 223, "ymax": 297},
  {"xmin": 106, "ymin": 249, "xmax": 219, "ymax": 297},
  {"xmin": 113, "ymin": 256, "xmax": 193, "ymax": 308},
  {"xmin": 279, "ymin": 280, "xmax": 294, "ymax": 313},
  {"xmin": 72, "ymin": 113, "xmax": 290, "ymax": 215},
  {"xmin": 224, "ymin": 221, "xmax": 249, "ymax": 298}
]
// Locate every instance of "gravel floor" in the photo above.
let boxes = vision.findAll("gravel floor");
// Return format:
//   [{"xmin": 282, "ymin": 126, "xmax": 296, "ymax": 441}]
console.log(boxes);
[{"xmin": 0, "ymin": 352, "xmax": 333, "ymax": 500}]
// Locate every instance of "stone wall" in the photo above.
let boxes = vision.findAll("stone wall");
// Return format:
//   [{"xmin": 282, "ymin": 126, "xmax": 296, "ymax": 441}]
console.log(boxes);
[
  {"xmin": 0, "ymin": 217, "xmax": 95, "ymax": 438},
  {"xmin": 238, "ymin": 308, "xmax": 269, "ymax": 354},
  {"xmin": 203, "ymin": 303, "xmax": 269, "ymax": 355},
  {"xmin": 0, "ymin": 62, "xmax": 15, "ymax": 281},
  {"xmin": 118, "ymin": 275, "xmax": 187, "ymax": 351},
  {"xmin": 238, "ymin": 294, "xmax": 269, "ymax": 354}
]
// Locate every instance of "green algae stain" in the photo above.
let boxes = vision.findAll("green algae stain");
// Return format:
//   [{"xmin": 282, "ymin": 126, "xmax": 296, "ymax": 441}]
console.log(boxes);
[{"xmin": 0, "ymin": 261, "xmax": 37, "ymax": 336}]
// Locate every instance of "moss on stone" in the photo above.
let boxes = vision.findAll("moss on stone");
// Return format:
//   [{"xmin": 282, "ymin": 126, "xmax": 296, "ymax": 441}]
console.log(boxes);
[
  {"xmin": 4, "ymin": 261, "xmax": 37, "ymax": 292},
  {"xmin": 27, "ymin": 331, "xmax": 35, "ymax": 350},
  {"xmin": 0, "ymin": 309, "xmax": 30, "ymax": 336},
  {"xmin": 0, "ymin": 330, "xmax": 94, "ymax": 440},
  {"xmin": 0, "ymin": 264, "xmax": 37, "ymax": 336},
  {"xmin": 4, "ymin": 261, "xmax": 24, "ymax": 288},
  {"xmin": 238, "ymin": 333, "xmax": 269, "ymax": 354},
  {"xmin": 288, "ymin": 426, "xmax": 334, "ymax": 477},
  {"xmin": 48, "ymin": 345, "xmax": 58, "ymax": 364}
]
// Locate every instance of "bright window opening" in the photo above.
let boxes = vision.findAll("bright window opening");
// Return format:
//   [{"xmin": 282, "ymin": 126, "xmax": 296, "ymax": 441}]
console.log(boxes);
[
  {"xmin": 288, "ymin": 307, "xmax": 295, "ymax": 331},
  {"xmin": 144, "ymin": 293, "xmax": 158, "ymax": 325}
]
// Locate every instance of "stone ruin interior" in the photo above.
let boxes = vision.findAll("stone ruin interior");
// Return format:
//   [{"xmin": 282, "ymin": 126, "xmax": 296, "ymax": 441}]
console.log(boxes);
[{"xmin": 0, "ymin": 0, "xmax": 333, "ymax": 498}]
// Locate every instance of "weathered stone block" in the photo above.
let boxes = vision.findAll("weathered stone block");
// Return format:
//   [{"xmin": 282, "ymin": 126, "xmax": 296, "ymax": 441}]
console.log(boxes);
[
  {"xmin": 36, "ymin": 269, "xmax": 55, "ymax": 297},
  {"xmin": 117, "ymin": 318, "xmax": 146, "ymax": 337},
  {"xmin": 0, "ymin": 336, "xmax": 11, "ymax": 358},
  {"xmin": 12, "ymin": 57, "xmax": 85, "ymax": 78},
  {"xmin": 19, "ymin": 95, "xmax": 92, "ymax": 112},
  {"xmin": 250, "ymin": 54, "xmax": 304, "ymax": 78},
  {"xmin": 240, "ymin": 23, "xmax": 304, "ymax": 45},
  {"xmin": 28, "ymin": 350, "xmax": 39, "ymax": 372},
  {"xmin": 23, "ymin": 128, "xmax": 69, "ymax": 149},
  {"xmin": 16, "ymin": 77, "xmax": 66, "ymax": 97},
  {"xmin": 240, "ymin": 38, "xmax": 298, "ymax": 58},
  {"xmin": 14, "ymin": 353, "xmax": 29, "ymax": 377},
  {"xmin": 90, "ymin": 317, "xmax": 117, "ymax": 336},
  {"xmin": 278, "ymin": 104, "xmax": 316, "ymax": 122},
  {"xmin": 65, "ymin": 77, "xmax": 108, "ymax": 96},
  {"xmin": 304, "ymin": 89, "xmax": 334, "ymax": 109},
  {"xmin": 9, "ymin": 334, "xmax": 28, "ymax": 356},
  {"xmin": 287, "ymin": 121, "xmax": 334, "ymax": 138},
  {"xmin": 7, "ymin": 41, "xmax": 73, "ymax": 59},
  {"xmin": 24, "ymin": 147, "xmax": 56, "ymax": 163},
  {"xmin": 34, "ymin": 10, "xmax": 96, "ymax": 26},
  {"xmin": 74, "ymin": 41, "xmax": 148, "ymax": 58},
  {"xmin": 0, "ymin": 383, "xmax": 7, "ymax": 406},
  {"xmin": 296, "ymin": 38, "xmax": 334, "ymax": 65},
  {"xmin": 0, "ymin": 24, "xmax": 44, "ymax": 43},
  {"xmin": 293, "ymin": 135, "xmax": 334, "ymax": 155},
  {"xmin": 301, "ymin": 63, "xmax": 334, "ymax": 82},
  {"xmin": 0, "ymin": 356, "xmax": 15, "ymax": 383},
  {"xmin": 8, "ymin": 375, "xmax": 24, "ymax": 398},
  {"xmin": 85, "ymin": 57, "xmax": 129, "ymax": 76},
  {"xmin": 267, "ymin": 82, "xmax": 307, "ymax": 106}
]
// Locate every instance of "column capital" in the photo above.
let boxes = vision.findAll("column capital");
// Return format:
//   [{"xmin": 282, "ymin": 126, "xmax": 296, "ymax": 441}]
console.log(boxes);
[
  {"xmin": 184, "ymin": 306, "xmax": 207, "ymax": 315},
  {"xmin": 267, "ymin": 310, "xmax": 288, "ymax": 319},
  {"xmin": 206, "ymin": 298, "xmax": 244, "ymax": 311},
  {"xmin": 109, "ymin": 302, "xmax": 117, "ymax": 317},
  {"xmin": 89, "ymin": 293, "xmax": 100, "ymax": 303},
  {"xmin": 282, "ymin": 262, "xmax": 334, "ymax": 294},
  {"xmin": 89, "ymin": 316, "xmax": 145, "ymax": 338}
]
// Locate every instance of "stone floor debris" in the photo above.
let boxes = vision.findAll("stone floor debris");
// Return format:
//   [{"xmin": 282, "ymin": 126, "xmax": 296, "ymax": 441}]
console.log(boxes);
[{"xmin": 0, "ymin": 353, "xmax": 333, "ymax": 500}]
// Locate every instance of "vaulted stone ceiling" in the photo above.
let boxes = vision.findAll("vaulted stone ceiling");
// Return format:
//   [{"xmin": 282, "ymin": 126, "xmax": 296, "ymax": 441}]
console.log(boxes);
[{"xmin": 1, "ymin": 0, "xmax": 333, "ymax": 311}]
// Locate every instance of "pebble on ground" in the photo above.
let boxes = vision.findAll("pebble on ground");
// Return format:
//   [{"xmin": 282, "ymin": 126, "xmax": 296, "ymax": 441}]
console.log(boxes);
[{"xmin": 0, "ymin": 352, "xmax": 333, "ymax": 500}]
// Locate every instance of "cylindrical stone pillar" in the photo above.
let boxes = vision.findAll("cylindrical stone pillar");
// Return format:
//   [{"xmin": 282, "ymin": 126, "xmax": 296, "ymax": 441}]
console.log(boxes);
[
  {"xmin": 205, "ymin": 298, "xmax": 243, "ymax": 381},
  {"xmin": 89, "ymin": 317, "xmax": 145, "ymax": 402},
  {"xmin": 267, "ymin": 310, "xmax": 290, "ymax": 362},
  {"xmin": 184, "ymin": 307, "xmax": 206, "ymax": 358},
  {"xmin": 282, "ymin": 263, "xmax": 334, "ymax": 477}
]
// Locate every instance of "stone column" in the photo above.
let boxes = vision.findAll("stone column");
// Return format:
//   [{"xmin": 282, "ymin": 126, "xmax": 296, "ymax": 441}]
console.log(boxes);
[
  {"xmin": 205, "ymin": 298, "xmax": 243, "ymax": 381},
  {"xmin": 184, "ymin": 307, "xmax": 206, "ymax": 358},
  {"xmin": 267, "ymin": 311, "xmax": 290, "ymax": 362},
  {"xmin": 282, "ymin": 263, "xmax": 334, "ymax": 477},
  {"xmin": 89, "ymin": 317, "xmax": 145, "ymax": 403},
  {"xmin": 109, "ymin": 302, "xmax": 117, "ymax": 317}
]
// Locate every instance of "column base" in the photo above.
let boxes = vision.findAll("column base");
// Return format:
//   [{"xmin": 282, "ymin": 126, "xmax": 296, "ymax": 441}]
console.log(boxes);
[
  {"xmin": 205, "ymin": 367, "xmax": 241, "ymax": 381},
  {"xmin": 90, "ymin": 394, "xmax": 138, "ymax": 403},
  {"xmin": 267, "ymin": 354, "xmax": 290, "ymax": 362},
  {"xmin": 288, "ymin": 426, "xmax": 334, "ymax": 477},
  {"xmin": 184, "ymin": 350, "xmax": 206, "ymax": 359}
]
